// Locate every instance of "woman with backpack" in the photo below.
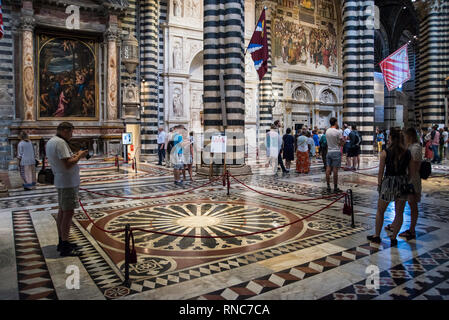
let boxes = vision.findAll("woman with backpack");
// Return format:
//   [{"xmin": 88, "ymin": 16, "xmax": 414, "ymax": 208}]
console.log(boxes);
[
  {"xmin": 348, "ymin": 125, "xmax": 361, "ymax": 170},
  {"xmin": 384, "ymin": 128, "xmax": 422, "ymax": 240},
  {"xmin": 367, "ymin": 128, "xmax": 412, "ymax": 246},
  {"xmin": 319, "ymin": 129, "xmax": 328, "ymax": 171}
]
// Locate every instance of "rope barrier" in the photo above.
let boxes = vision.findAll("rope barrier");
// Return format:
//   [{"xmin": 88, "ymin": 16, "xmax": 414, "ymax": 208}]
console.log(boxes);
[
  {"xmin": 341, "ymin": 165, "xmax": 379, "ymax": 171},
  {"xmin": 79, "ymin": 174, "xmax": 224, "ymax": 200},
  {"xmin": 229, "ymin": 172, "xmax": 347, "ymax": 201},
  {"xmin": 78, "ymin": 191, "xmax": 346, "ymax": 238}
]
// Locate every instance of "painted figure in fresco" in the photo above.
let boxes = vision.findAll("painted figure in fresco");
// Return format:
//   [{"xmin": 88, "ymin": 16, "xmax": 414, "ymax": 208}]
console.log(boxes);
[
  {"xmin": 39, "ymin": 36, "xmax": 96, "ymax": 118},
  {"xmin": 54, "ymin": 87, "xmax": 71, "ymax": 117},
  {"xmin": 300, "ymin": 0, "xmax": 314, "ymax": 10}
]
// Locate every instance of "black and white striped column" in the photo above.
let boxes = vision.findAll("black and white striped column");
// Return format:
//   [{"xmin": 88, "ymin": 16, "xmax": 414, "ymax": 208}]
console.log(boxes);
[
  {"xmin": 139, "ymin": 0, "xmax": 159, "ymax": 158},
  {"xmin": 342, "ymin": 0, "xmax": 375, "ymax": 154},
  {"xmin": 257, "ymin": 3, "xmax": 274, "ymax": 152},
  {"xmin": 416, "ymin": 1, "xmax": 449, "ymax": 128},
  {"xmin": 0, "ymin": 2, "xmax": 15, "ymax": 169},
  {"xmin": 203, "ymin": 0, "xmax": 246, "ymax": 167}
]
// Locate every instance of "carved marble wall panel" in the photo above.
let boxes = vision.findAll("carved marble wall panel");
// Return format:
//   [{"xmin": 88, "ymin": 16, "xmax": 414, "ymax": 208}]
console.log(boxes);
[
  {"xmin": 172, "ymin": 37, "xmax": 183, "ymax": 71},
  {"xmin": 170, "ymin": 0, "xmax": 202, "ymax": 28},
  {"xmin": 107, "ymin": 35, "xmax": 118, "ymax": 120},
  {"xmin": 22, "ymin": 30, "xmax": 35, "ymax": 121}
]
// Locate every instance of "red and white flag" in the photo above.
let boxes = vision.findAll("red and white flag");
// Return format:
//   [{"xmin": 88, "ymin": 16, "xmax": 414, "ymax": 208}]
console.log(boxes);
[
  {"xmin": 379, "ymin": 44, "xmax": 411, "ymax": 91},
  {"xmin": 0, "ymin": 0, "xmax": 4, "ymax": 40}
]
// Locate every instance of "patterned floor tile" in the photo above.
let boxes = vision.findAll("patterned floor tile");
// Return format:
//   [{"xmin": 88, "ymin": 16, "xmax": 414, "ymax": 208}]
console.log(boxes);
[{"xmin": 12, "ymin": 210, "xmax": 57, "ymax": 300}]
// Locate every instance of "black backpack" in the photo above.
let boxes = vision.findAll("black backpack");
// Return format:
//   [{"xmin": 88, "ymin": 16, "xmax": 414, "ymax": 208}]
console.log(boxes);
[
  {"xmin": 440, "ymin": 134, "xmax": 444, "ymax": 146},
  {"xmin": 420, "ymin": 161, "xmax": 431, "ymax": 180}
]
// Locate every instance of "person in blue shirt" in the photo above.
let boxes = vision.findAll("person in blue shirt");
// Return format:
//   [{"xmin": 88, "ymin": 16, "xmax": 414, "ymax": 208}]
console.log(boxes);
[
  {"xmin": 376, "ymin": 128, "xmax": 385, "ymax": 154},
  {"xmin": 312, "ymin": 130, "xmax": 320, "ymax": 159},
  {"xmin": 172, "ymin": 125, "xmax": 186, "ymax": 186}
]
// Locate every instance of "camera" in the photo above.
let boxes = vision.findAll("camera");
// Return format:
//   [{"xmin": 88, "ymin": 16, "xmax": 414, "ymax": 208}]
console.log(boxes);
[{"xmin": 80, "ymin": 147, "xmax": 92, "ymax": 160}]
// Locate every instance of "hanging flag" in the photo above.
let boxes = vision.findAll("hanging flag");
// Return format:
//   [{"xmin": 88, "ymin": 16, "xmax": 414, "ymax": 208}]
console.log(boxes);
[
  {"xmin": 0, "ymin": 0, "xmax": 4, "ymax": 40},
  {"xmin": 379, "ymin": 44, "xmax": 411, "ymax": 91},
  {"xmin": 247, "ymin": 8, "xmax": 268, "ymax": 81}
]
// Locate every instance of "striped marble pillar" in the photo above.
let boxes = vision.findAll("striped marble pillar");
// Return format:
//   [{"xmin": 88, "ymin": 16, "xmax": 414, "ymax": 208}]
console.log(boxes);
[
  {"xmin": 416, "ymin": 1, "xmax": 449, "ymax": 128},
  {"xmin": 139, "ymin": 0, "xmax": 159, "ymax": 159},
  {"xmin": 203, "ymin": 0, "xmax": 249, "ymax": 172},
  {"xmin": 256, "ymin": 1, "xmax": 275, "ymax": 155},
  {"xmin": 342, "ymin": 0, "xmax": 375, "ymax": 154}
]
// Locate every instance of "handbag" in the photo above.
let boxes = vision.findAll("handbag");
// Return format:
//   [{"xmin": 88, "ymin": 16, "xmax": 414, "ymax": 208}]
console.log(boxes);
[{"xmin": 37, "ymin": 157, "xmax": 54, "ymax": 184}]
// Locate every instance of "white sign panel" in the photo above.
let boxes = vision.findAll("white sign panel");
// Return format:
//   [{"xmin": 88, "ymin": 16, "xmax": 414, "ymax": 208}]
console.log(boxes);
[
  {"xmin": 122, "ymin": 133, "xmax": 132, "ymax": 145},
  {"xmin": 211, "ymin": 135, "xmax": 227, "ymax": 153}
]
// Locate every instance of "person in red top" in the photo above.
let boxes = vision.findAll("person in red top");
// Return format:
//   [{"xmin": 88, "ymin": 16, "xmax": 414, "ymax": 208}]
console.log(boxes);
[{"xmin": 430, "ymin": 124, "xmax": 441, "ymax": 164}]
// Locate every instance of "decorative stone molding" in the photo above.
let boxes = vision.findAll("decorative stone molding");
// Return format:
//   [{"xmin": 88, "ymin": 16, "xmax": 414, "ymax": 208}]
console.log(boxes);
[
  {"xmin": 19, "ymin": 15, "xmax": 35, "ymax": 31},
  {"xmin": 319, "ymin": 88, "xmax": 337, "ymax": 104},
  {"xmin": 22, "ymin": 29, "xmax": 35, "ymax": 121},
  {"xmin": 105, "ymin": 26, "xmax": 121, "ymax": 42},
  {"xmin": 292, "ymin": 86, "xmax": 312, "ymax": 102}
]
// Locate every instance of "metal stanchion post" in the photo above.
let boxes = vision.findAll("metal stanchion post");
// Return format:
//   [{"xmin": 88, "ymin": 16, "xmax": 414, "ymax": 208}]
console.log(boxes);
[
  {"xmin": 134, "ymin": 158, "xmax": 137, "ymax": 173},
  {"xmin": 226, "ymin": 170, "xmax": 230, "ymax": 196},
  {"xmin": 117, "ymin": 155, "xmax": 120, "ymax": 173},
  {"xmin": 123, "ymin": 223, "xmax": 131, "ymax": 287},
  {"xmin": 349, "ymin": 189, "xmax": 355, "ymax": 228}
]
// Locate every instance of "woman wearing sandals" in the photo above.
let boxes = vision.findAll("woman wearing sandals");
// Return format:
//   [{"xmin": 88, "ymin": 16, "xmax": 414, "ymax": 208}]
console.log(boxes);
[
  {"xmin": 367, "ymin": 128, "xmax": 412, "ymax": 246},
  {"xmin": 384, "ymin": 128, "xmax": 421, "ymax": 240}
]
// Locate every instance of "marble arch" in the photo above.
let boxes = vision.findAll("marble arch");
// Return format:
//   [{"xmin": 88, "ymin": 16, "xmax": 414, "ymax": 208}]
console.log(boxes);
[{"xmin": 291, "ymin": 85, "xmax": 312, "ymax": 102}]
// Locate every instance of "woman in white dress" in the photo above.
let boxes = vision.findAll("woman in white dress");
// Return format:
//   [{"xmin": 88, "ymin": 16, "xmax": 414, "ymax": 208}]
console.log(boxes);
[{"xmin": 17, "ymin": 132, "xmax": 37, "ymax": 190}]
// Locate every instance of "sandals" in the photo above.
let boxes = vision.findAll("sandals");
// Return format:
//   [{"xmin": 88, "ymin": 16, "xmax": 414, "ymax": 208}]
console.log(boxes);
[
  {"xmin": 367, "ymin": 235, "xmax": 382, "ymax": 243},
  {"xmin": 399, "ymin": 230, "xmax": 416, "ymax": 240},
  {"xmin": 390, "ymin": 237, "xmax": 398, "ymax": 246}
]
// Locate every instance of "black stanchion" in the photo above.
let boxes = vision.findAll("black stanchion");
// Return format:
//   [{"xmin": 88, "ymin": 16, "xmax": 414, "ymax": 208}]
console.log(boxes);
[
  {"xmin": 226, "ymin": 170, "xmax": 230, "ymax": 196},
  {"xmin": 117, "ymin": 155, "xmax": 120, "ymax": 173},
  {"xmin": 134, "ymin": 158, "xmax": 137, "ymax": 173},
  {"xmin": 349, "ymin": 189, "xmax": 355, "ymax": 228},
  {"xmin": 123, "ymin": 223, "xmax": 131, "ymax": 287}
]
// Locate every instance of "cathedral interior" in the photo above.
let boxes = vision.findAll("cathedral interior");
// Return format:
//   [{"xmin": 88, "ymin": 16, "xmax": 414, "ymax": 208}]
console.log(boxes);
[{"xmin": 0, "ymin": 0, "xmax": 449, "ymax": 306}]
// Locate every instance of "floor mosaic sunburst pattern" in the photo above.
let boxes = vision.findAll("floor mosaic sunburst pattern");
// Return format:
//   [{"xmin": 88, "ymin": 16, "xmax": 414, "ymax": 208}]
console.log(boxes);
[{"xmin": 1, "ymin": 158, "xmax": 449, "ymax": 300}]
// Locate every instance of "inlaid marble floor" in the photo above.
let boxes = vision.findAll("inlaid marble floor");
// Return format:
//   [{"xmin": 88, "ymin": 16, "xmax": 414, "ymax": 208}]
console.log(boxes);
[{"xmin": 0, "ymin": 158, "xmax": 448, "ymax": 300}]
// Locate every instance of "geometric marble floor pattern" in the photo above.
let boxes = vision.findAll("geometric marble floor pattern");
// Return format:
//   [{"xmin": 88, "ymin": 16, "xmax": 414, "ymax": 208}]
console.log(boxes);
[
  {"xmin": 12, "ymin": 210, "xmax": 57, "ymax": 300},
  {"xmin": 2, "ymin": 160, "xmax": 449, "ymax": 300}
]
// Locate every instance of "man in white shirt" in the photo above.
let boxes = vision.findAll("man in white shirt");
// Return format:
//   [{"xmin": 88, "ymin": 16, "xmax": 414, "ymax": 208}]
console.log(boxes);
[
  {"xmin": 157, "ymin": 127, "xmax": 167, "ymax": 165},
  {"xmin": 46, "ymin": 122, "xmax": 88, "ymax": 256},
  {"xmin": 325, "ymin": 118, "xmax": 345, "ymax": 192},
  {"xmin": 266, "ymin": 124, "xmax": 283, "ymax": 175}
]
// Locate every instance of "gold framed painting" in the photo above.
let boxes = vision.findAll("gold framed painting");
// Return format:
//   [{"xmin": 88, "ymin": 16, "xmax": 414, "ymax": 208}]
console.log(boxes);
[{"xmin": 37, "ymin": 33, "xmax": 99, "ymax": 120}]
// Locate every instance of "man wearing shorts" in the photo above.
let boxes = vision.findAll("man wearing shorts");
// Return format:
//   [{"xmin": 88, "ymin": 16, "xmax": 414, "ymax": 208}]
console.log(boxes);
[
  {"xmin": 325, "ymin": 118, "xmax": 344, "ymax": 193},
  {"xmin": 46, "ymin": 122, "xmax": 88, "ymax": 256}
]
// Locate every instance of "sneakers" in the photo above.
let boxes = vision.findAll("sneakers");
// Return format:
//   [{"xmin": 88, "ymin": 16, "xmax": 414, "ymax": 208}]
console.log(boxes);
[
  {"xmin": 326, "ymin": 185, "xmax": 331, "ymax": 192},
  {"xmin": 57, "ymin": 241, "xmax": 82, "ymax": 252},
  {"xmin": 59, "ymin": 241, "xmax": 82, "ymax": 257},
  {"xmin": 334, "ymin": 187, "xmax": 343, "ymax": 193}
]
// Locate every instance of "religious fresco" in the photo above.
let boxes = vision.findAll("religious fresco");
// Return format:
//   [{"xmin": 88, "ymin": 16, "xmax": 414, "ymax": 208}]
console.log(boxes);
[
  {"xmin": 300, "ymin": 0, "xmax": 315, "ymax": 11},
  {"xmin": 273, "ymin": 20, "xmax": 338, "ymax": 74},
  {"xmin": 37, "ymin": 34, "xmax": 98, "ymax": 119}
]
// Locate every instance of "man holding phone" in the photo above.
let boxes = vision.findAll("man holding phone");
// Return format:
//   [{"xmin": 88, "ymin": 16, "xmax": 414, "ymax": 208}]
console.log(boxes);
[{"xmin": 46, "ymin": 122, "xmax": 88, "ymax": 256}]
